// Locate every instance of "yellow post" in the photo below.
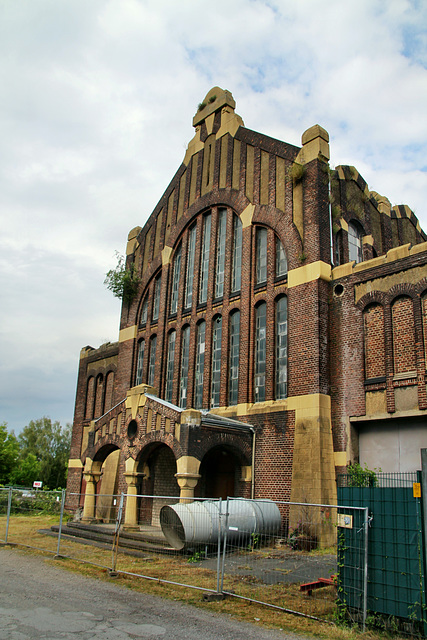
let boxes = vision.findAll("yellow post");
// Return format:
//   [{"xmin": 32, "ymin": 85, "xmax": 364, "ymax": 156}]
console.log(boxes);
[{"xmin": 81, "ymin": 472, "xmax": 100, "ymax": 523}]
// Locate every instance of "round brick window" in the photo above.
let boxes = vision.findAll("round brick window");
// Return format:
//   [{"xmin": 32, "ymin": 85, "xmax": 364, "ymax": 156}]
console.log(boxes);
[
  {"xmin": 334, "ymin": 284, "xmax": 344, "ymax": 297},
  {"xmin": 127, "ymin": 420, "xmax": 138, "ymax": 440}
]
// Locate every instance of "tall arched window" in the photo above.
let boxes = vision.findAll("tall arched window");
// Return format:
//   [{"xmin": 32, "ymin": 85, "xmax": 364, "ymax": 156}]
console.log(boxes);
[
  {"xmin": 215, "ymin": 208, "xmax": 226, "ymax": 298},
  {"xmin": 256, "ymin": 227, "xmax": 268, "ymax": 284},
  {"xmin": 152, "ymin": 274, "xmax": 162, "ymax": 322},
  {"xmin": 184, "ymin": 224, "xmax": 197, "ymax": 309},
  {"xmin": 231, "ymin": 215, "xmax": 242, "ymax": 293},
  {"xmin": 135, "ymin": 339, "xmax": 145, "ymax": 385},
  {"xmin": 194, "ymin": 321, "xmax": 206, "ymax": 409},
  {"xmin": 229, "ymin": 310, "xmax": 240, "ymax": 405},
  {"xmin": 348, "ymin": 221, "xmax": 364, "ymax": 264},
  {"xmin": 179, "ymin": 326, "xmax": 190, "ymax": 408},
  {"xmin": 148, "ymin": 336, "xmax": 157, "ymax": 386},
  {"xmin": 255, "ymin": 303, "xmax": 267, "ymax": 402},
  {"xmin": 275, "ymin": 297, "xmax": 287, "ymax": 399},
  {"xmin": 275, "ymin": 237, "xmax": 287, "ymax": 277},
  {"xmin": 94, "ymin": 374, "xmax": 104, "ymax": 418},
  {"xmin": 140, "ymin": 296, "xmax": 148, "ymax": 326},
  {"xmin": 85, "ymin": 377, "xmax": 95, "ymax": 420},
  {"xmin": 211, "ymin": 316, "xmax": 222, "ymax": 407},
  {"xmin": 199, "ymin": 214, "xmax": 212, "ymax": 304},
  {"xmin": 165, "ymin": 331, "xmax": 176, "ymax": 402},
  {"xmin": 170, "ymin": 244, "xmax": 182, "ymax": 314}
]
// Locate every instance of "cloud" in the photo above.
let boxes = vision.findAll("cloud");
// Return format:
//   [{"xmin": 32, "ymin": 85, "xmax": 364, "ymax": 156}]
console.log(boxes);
[{"xmin": 0, "ymin": 0, "xmax": 426, "ymax": 431}]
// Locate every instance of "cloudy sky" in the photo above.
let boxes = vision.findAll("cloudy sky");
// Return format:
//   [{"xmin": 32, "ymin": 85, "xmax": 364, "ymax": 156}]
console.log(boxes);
[{"xmin": 1, "ymin": 0, "xmax": 426, "ymax": 433}]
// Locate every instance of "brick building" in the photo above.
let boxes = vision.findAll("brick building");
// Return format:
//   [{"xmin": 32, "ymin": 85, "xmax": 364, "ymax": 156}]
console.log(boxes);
[{"xmin": 67, "ymin": 87, "xmax": 427, "ymax": 527}]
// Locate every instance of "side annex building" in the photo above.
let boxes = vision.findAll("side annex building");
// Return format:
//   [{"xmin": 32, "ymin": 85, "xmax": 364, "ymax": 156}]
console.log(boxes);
[{"xmin": 67, "ymin": 87, "xmax": 427, "ymax": 527}]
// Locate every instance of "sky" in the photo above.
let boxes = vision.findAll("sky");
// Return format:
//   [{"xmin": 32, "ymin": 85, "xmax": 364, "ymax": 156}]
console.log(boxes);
[{"xmin": 1, "ymin": 0, "xmax": 426, "ymax": 433}]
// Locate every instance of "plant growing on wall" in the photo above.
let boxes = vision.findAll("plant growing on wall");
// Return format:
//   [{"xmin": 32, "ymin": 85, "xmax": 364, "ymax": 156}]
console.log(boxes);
[{"xmin": 104, "ymin": 252, "xmax": 140, "ymax": 305}]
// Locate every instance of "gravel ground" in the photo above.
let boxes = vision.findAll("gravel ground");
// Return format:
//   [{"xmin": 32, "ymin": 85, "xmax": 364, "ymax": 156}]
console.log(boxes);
[{"xmin": 0, "ymin": 547, "xmax": 307, "ymax": 640}]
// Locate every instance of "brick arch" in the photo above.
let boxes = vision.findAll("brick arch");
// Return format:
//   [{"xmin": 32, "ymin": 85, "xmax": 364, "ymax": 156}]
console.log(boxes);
[
  {"xmin": 192, "ymin": 431, "xmax": 252, "ymax": 467},
  {"xmin": 362, "ymin": 302, "xmax": 386, "ymax": 380},
  {"xmin": 252, "ymin": 204, "xmax": 303, "ymax": 271},
  {"xmin": 388, "ymin": 283, "xmax": 417, "ymax": 304},
  {"xmin": 356, "ymin": 290, "xmax": 387, "ymax": 311},
  {"xmin": 391, "ymin": 294, "xmax": 416, "ymax": 375}
]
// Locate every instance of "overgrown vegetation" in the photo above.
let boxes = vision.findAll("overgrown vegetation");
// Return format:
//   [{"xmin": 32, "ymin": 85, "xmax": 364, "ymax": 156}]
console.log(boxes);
[
  {"xmin": 346, "ymin": 462, "xmax": 380, "ymax": 487},
  {"xmin": 0, "ymin": 418, "xmax": 70, "ymax": 489},
  {"xmin": 104, "ymin": 252, "xmax": 140, "ymax": 305}
]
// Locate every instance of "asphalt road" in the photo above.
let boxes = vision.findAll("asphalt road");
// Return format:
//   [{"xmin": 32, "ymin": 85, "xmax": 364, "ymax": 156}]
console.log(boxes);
[{"xmin": 0, "ymin": 547, "xmax": 303, "ymax": 640}]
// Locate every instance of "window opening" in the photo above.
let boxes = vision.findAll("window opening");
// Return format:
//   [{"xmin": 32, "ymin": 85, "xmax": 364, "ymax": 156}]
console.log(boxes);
[
  {"xmin": 348, "ymin": 222, "xmax": 363, "ymax": 264},
  {"xmin": 165, "ymin": 331, "xmax": 176, "ymax": 402},
  {"xmin": 255, "ymin": 303, "xmax": 266, "ymax": 402},
  {"xmin": 185, "ymin": 225, "xmax": 196, "ymax": 308},
  {"xmin": 199, "ymin": 214, "xmax": 211, "ymax": 304},
  {"xmin": 179, "ymin": 326, "xmax": 190, "ymax": 408},
  {"xmin": 275, "ymin": 237, "xmax": 287, "ymax": 277},
  {"xmin": 231, "ymin": 215, "xmax": 242, "ymax": 293},
  {"xmin": 275, "ymin": 297, "xmax": 287, "ymax": 399},
  {"xmin": 215, "ymin": 208, "xmax": 227, "ymax": 298},
  {"xmin": 148, "ymin": 336, "xmax": 157, "ymax": 386},
  {"xmin": 135, "ymin": 340, "xmax": 145, "ymax": 386},
  {"xmin": 256, "ymin": 227, "xmax": 267, "ymax": 284},
  {"xmin": 211, "ymin": 316, "xmax": 222, "ymax": 407},
  {"xmin": 228, "ymin": 311, "xmax": 240, "ymax": 405},
  {"xmin": 152, "ymin": 274, "xmax": 162, "ymax": 321},
  {"xmin": 194, "ymin": 321, "xmax": 206, "ymax": 409},
  {"xmin": 170, "ymin": 244, "xmax": 182, "ymax": 314}
]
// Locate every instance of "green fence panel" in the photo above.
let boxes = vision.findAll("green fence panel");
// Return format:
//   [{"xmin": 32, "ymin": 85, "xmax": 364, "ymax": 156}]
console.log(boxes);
[{"xmin": 338, "ymin": 473, "xmax": 426, "ymax": 628}]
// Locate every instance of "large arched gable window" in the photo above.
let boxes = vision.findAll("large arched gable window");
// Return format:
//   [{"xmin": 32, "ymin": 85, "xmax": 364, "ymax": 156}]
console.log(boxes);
[
  {"xmin": 135, "ymin": 339, "xmax": 145, "ymax": 385},
  {"xmin": 179, "ymin": 325, "xmax": 191, "ymax": 408},
  {"xmin": 165, "ymin": 331, "xmax": 176, "ymax": 402},
  {"xmin": 194, "ymin": 321, "xmax": 206, "ymax": 409},
  {"xmin": 229, "ymin": 310, "xmax": 240, "ymax": 405},
  {"xmin": 211, "ymin": 315, "xmax": 222, "ymax": 407},
  {"xmin": 148, "ymin": 336, "xmax": 157, "ymax": 386}
]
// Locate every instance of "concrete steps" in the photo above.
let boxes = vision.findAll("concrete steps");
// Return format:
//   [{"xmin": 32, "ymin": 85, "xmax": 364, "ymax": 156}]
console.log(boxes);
[{"xmin": 47, "ymin": 522, "xmax": 177, "ymax": 555}]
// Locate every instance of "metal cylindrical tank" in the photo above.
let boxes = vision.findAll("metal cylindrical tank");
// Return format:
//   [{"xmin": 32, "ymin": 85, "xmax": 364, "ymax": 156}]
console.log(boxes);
[{"xmin": 160, "ymin": 499, "xmax": 281, "ymax": 550}]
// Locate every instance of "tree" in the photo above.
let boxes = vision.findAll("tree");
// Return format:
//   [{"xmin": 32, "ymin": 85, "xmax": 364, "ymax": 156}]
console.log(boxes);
[
  {"xmin": 104, "ymin": 252, "xmax": 140, "ymax": 305},
  {"xmin": 17, "ymin": 417, "xmax": 71, "ymax": 489},
  {"xmin": 0, "ymin": 423, "xmax": 19, "ymax": 484}
]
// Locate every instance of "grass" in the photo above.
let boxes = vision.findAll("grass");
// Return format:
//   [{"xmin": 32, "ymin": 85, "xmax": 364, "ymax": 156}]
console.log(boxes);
[{"xmin": 0, "ymin": 515, "xmax": 409, "ymax": 640}]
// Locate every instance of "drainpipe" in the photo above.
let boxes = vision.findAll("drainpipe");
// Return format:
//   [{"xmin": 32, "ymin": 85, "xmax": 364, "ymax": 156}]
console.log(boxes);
[{"xmin": 329, "ymin": 170, "xmax": 334, "ymax": 266}]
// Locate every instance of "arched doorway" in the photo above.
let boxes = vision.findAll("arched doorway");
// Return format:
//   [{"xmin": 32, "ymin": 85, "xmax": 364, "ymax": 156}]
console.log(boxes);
[
  {"xmin": 93, "ymin": 445, "xmax": 121, "ymax": 522},
  {"xmin": 137, "ymin": 444, "xmax": 179, "ymax": 526},
  {"xmin": 198, "ymin": 446, "xmax": 241, "ymax": 499}
]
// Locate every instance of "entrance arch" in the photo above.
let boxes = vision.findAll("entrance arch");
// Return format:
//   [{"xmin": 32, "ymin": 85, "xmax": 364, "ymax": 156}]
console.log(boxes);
[
  {"xmin": 137, "ymin": 443, "xmax": 179, "ymax": 526},
  {"xmin": 198, "ymin": 446, "xmax": 241, "ymax": 499}
]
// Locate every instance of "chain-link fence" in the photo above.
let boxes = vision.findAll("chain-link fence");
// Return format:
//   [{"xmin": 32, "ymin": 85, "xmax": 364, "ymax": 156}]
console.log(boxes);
[{"xmin": 0, "ymin": 490, "xmax": 372, "ymax": 627}]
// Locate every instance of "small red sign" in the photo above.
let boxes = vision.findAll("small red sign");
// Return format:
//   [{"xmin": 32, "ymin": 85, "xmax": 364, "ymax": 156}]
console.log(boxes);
[{"xmin": 33, "ymin": 481, "xmax": 43, "ymax": 488}]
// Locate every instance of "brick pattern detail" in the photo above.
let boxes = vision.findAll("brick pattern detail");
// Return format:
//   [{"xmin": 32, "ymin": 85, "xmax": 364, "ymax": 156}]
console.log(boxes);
[
  {"xmin": 363, "ymin": 304, "xmax": 385, "ymax": 379},
  {"xmin": 392, "ymin": 296, "xmax": 416, "ymax": 374}
]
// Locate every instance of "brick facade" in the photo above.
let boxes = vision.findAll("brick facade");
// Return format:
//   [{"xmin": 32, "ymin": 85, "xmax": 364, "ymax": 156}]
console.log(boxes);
[{"xmin": 67, "ymin": 87, "xmax": 427, "ymax": 521}]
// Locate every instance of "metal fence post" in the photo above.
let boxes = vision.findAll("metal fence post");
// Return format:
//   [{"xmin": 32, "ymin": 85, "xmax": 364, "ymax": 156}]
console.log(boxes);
[
  {"xmin": 216, "ymin": 498, "xmax": 222, "ymax": 594},
  {"xmin": 220, "ymin": 497, "xmax": 230, "ymax": 593},
  {"xmin": 111, "ymin": 493, "xmax": 124, "ymax": 573},
  {"xmin": 56, "ymin": 489, "xmax": 66, "ymax": 557},
  {"xmin": 362, "ymin": 506, "xmax": 369, "ymax": 631},
  {"xmin": 5, "ymin": 487, "xmax": 12, "ymax": 543}
]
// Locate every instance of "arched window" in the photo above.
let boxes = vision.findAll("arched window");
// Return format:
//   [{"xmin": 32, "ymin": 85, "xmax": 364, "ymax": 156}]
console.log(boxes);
[
  {"xmin": 135, "ymin": 339, "xmax": 145, "ymax": 385},
  {"xmin": 194, "ymin": 321, "xmax": 206, "ymax": 409},
  {"xmin": 170, "ymin": 244, "xmax": 182, "ymax": 314},
  {"xmin": 256, "ymin": 227, "xmax": 268, "ymax": 284},
  {"xmin": 179, "ymin": 326, "xmax": 190, "ymax": 408},
  {"xmin": 184, "ymin": 224, "xmax": 197, "ymax": 309},
  {"xmin": 85, "ymin": 377, "xmax": 95, "ymax": 420},
  {"xmin": 255, "ymin": 303, "xmax": 267, "ymax": 402},
  {"xmin": 229, "ymin": 310, "xmax": 240, "ymax": 405},
  {"xmin": 275, "ymin": 237, "xmax": 287, "ymax": 277},
  {"xmin": 199, "ymin": 213, "xmax": 212, "ymax": 304},
  {"xmin": 231, "ymin": 215, "xmax": 242, "ymax": 293},
  {"xmin": 148, "ymin": 336, "xmax": 157, "ymax": 386},
  {"xmin": 94, "ymin": 374, "xmax": 104, "ymax": 418},
  {"xmin": 215, "ymin": 208, "xmax": 227, "ymax": 298},
  {"xmin": 348, "ymin": 221, "xmax": 364, "ymax": 264},
  {"xmin": 275, "ymin": 297, "xmax": 287, "ymax": 399},
  {"xmin": 152, "ymin": 274, "xmax": 162, "ymax": 322},
  {"xmin": 104, "ymin": 372, "xmax": 114, "ymax": 412},
  {"xmin": 165, "ymin": 331, "xmax": 176, "ymax": 402},
  {"xmin": 211, "ymin": 316, "xmax": 222, "ymax": 407},
  {"xmin": 140, "ymin": 296, "xmax": 148, "ymax": 326}
]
